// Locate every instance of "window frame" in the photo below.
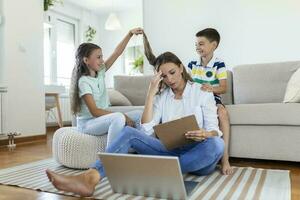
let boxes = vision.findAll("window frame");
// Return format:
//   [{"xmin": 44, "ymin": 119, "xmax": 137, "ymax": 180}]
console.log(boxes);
[{"xmin": 44, "ymin": 11, "xmax": 79, "ymax": 86}]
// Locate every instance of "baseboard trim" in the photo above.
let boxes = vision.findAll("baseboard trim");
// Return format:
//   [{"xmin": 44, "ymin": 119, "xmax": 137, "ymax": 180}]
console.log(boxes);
[
  {"xmin": 0, "ymin": 134, "xmax": 47, "ymax": 147},
  {"xmin": 46, "ymin": 121, "xmax": 71, "ymax": 127}
]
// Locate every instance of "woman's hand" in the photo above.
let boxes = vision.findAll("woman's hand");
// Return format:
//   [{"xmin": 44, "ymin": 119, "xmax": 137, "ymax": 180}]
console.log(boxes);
[
  {"xmin": 130, "ymin": 27, "xmax": 143, "ymax": 36},
  {"xmin": 185, "ymin": 129, "xmax": 211, "ymax": 142},
  {"xmin": 147, "ymin": 71, "xmax": 163, "ymax": 97}
]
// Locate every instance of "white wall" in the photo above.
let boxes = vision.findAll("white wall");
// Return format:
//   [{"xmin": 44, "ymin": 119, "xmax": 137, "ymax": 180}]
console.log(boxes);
[
  {"xmin": 1, "ymin": 0, "xmax": 45, "ymax": 136},
  {"xmin": 99, "ymin": 7, "xmax": 143, "ymax": 87},
  {"xmin": 143, "ymin": 0, "xmax": 300, "ymax": 71},
  {"xmin": 0, "ymin": 0, "xmax": 4, "ymax": 85}
]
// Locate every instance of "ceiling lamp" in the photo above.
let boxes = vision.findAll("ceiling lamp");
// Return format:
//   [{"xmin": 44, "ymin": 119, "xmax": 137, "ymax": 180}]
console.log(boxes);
[{"xmin": 105, "ymin": 12, "xmax": 122, "ymax": 30}]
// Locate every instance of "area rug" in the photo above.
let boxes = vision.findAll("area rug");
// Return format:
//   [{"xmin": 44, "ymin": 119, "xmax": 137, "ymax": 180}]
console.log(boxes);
[{"xmin": 0, "ymin": 159, "xmax": 291, "ymax": 200}]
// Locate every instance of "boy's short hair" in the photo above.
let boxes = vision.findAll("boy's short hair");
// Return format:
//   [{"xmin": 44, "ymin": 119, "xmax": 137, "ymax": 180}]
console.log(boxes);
[{"xmin": 196, "ymin": 28, "xmax": 220, "ymax": 47}]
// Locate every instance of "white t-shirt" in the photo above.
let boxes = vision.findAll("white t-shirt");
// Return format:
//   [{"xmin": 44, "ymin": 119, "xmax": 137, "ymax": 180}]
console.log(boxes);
[
  {"xmin": 169, "ymin": 98, "xmax": 184, "ymax": 120},
  {"xmin": 141, "ymin": 81, "xmax": 222, "ymax": 137}
]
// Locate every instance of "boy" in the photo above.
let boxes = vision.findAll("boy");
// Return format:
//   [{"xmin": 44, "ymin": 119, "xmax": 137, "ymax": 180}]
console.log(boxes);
[
  {"xmin": 143, "ymin": 28, "xmax": 232, "ymax": 175},
  {"xmin": 187, "ymin": 28, "xmax": 232, "ymax": 175}
]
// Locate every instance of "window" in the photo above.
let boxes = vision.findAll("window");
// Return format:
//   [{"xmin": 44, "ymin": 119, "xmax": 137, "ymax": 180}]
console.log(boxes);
[
  {"xmin": 44, "ymin": 12, "xmax": 79, "ymax": 88},
  {"xmin": 56, "ymin": 19, "xmax": 76, "ymax": 86},
  {"xmin": 124, "ymin": 45, "xmax": 143, "ymax": 75}
]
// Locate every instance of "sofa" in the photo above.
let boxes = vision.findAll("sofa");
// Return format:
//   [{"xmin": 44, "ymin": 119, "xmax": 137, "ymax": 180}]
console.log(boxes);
[
  {"xmin": 54, "ymin": 61, "xmax": 300, "ymax": 169},
  {"xmin": 225, "ymin": 61, "xmax": 300, "ymax": 162},
  {"xmin": 108, "ymin": 61, "xmax": 300, "ymax": 162}
]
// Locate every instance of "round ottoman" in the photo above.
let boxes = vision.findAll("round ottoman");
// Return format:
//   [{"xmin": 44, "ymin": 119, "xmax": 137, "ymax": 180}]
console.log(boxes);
[{"xmin": 52, "ymin": 127, "xmax": 107, "ymax": 169}]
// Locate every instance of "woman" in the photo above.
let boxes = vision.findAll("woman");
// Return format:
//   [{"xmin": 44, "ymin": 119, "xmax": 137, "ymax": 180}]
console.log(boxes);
[{"xmin": 46, "ymin": 52, "xmax": 224, "ymax": 197}]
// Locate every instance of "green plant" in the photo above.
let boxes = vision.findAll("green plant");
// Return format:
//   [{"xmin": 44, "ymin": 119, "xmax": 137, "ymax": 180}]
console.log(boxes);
[
  {"xmin": 44, "ymin": 0, "xmax": 63, "ymax": 11},
  {"xmin": 85, "ymin": 26, "xmax": 97, "ymax": 42},
  {"xmin": 132, "ymin": 56, "xmax": 144, "ymax": 73}
]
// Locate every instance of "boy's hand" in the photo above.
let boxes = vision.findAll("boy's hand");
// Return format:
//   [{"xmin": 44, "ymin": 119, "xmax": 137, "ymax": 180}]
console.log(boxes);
[
  {"xmin": 201, "ymin": 84, "xmax": 213, "ymax": 92},
  {"xmin": 130, "ymin": 27, "xmax": 143, "ymax": 36},
  {"xmin": 185, "ymin": 129, "xmax": 211, "ymax": 141}
]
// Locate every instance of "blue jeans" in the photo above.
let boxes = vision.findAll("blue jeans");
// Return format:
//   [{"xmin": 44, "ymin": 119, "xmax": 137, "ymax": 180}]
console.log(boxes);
[
  {"xmin": 91, "ymin": 126, "xmax": 224, "ymax": 178},
  {"xmin": 77, "ymin": 110, "xmax": 143, "ymax": 146}
]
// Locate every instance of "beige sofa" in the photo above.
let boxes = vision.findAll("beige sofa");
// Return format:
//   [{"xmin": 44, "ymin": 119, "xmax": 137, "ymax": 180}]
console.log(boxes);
[
  {"xmin": 109, "ymin": 61, "xmax": 300, "ymax": 162},
  {"xmin": 226, "ymin": 61, "xmax": 300, "ymax": 162}
]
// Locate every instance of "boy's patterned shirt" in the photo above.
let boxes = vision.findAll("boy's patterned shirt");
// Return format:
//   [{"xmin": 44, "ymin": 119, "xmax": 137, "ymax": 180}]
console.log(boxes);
[{"xmin": 187, "ymin": 55, "xmax": 227, "ymax": 87}]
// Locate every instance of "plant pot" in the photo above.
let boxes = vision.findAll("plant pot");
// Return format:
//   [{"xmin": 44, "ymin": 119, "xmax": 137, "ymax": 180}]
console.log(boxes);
[{"xmin": 139, "ymin": 66, "xmax": 144, "ymax": 73}]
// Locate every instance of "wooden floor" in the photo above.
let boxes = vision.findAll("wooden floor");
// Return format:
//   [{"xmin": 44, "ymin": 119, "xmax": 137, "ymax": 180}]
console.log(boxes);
[{"xmin": 0, "ymin": 127, "xmax": 299, "ymax": 200}]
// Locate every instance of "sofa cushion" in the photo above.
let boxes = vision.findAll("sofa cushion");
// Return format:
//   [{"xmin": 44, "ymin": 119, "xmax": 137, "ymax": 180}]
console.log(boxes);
[
  {"xmin": 227, "ymin": 103, "xmax": 300, "ymax": 125},
  {"xmin": 233, "ymin": 61, "xmax": 300, "ymax": 104},
  {"xmin": 107, "ymin": 88, "xmax": 132, "ymax": 106},
  {"xmin": 114, "ymin": 75, "xmax": 152, "ymax": 106},
  {"xmin": 283, "ymin": 67, "xmax": 300, "ymax": 103},
  {"xmin": 107, "ymin": 106, "xmax": 144, "ymax": 113}
]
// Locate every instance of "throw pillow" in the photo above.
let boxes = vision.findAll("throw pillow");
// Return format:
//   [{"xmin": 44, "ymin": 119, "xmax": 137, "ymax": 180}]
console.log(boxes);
[
  {"xmin": 107, "ymin": 89, "xmax": 132, "ymax": 106},
  {"xmin": 283, "ymin": 68, "xmax": 300, "ymax": 103}
]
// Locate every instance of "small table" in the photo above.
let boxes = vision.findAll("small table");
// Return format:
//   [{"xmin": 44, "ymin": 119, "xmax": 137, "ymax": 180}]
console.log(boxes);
[
  {"xmin": 45, "ymin": 85, "xmax": 65, "ymax": 128},
  {"xmin": 45, "ymin": 92, "xmax": 63, "ymax": 128}
]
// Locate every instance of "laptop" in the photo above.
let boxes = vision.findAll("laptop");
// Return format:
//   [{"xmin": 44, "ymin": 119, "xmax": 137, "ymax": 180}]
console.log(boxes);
[
  {"xmin": 153, "ymin": 115, "xmax": 199, "ymax": 150},
  {"xmin": 98, "ymin": 153, "xmax": 199, "ymax": 200}
]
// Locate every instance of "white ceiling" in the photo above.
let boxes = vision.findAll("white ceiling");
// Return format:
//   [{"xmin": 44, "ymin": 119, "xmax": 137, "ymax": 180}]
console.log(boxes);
[{"xmin": 65, "ymin": 0, "xmax": 141, "ymax": 14}]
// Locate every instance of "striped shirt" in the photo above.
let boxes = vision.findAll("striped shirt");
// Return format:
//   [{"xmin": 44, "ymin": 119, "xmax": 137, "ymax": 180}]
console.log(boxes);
[{"xmin": 187, "ymin": 55, "xmax": 227, "ymax": 100}]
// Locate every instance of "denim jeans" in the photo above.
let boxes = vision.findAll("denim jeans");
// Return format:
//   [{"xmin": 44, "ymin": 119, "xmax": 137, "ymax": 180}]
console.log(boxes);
[
  {"xmin": 91, "ymin": 126, "xmax": 224, "ymax": 178},
  {"xmin": 77, "ymin": 110, "xmax": 143, "ymax": 146}
]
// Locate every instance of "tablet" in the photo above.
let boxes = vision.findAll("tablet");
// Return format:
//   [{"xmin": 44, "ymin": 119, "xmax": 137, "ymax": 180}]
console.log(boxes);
[{"xmin": 153, "ymin": 115, "xmax": 199, "ymax": 150}]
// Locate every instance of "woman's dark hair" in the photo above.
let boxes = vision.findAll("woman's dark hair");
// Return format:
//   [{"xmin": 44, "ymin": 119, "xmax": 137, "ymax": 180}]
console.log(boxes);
[
  {"xmin": 143, "ymin": 33, "xmax": 193, "ymax": 93},
  {"xmin": 143, "ymin": 33, "xmax": 156, "ymax": 66},
  {"xmin": 70, "ymin": 43, "xmax": 101, "ymax": 115},
  {"xmin": 155, "ymin": 51, "xmax": 193, "ymax": 83}
]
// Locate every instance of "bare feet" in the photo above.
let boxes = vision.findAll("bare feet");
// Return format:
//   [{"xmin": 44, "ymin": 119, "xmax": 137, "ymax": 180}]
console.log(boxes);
[
  {"xmin": 46, "ymin": 168, "xmax": 100, "ymax": 197},
  {"xmin": 221, "ymin": 159, "xmax": 233, "ymax": 175}
]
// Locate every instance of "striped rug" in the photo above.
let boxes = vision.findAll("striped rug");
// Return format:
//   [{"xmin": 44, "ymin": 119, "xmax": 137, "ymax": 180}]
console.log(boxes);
[{"xmin": 0, "ymin": 159, "xmax": 290, "ymax": 200}]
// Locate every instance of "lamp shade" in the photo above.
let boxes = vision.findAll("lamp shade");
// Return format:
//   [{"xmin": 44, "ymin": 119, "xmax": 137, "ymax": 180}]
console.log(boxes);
[{"xmin": 105, "ymin": 13, "xmax": 122, "ymax": 30}]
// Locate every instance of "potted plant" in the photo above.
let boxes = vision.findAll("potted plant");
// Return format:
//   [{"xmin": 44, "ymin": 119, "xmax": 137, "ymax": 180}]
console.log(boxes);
[
  {"xmin": 85, "ymin": 26, "xmax": 97, "ymax": 42},
  {"xmin": 44, "ymin": 0, "xmax": 63, "ymax": 11},
  {"xmin": 132, "ymin": 56, "xmax": 144, "ymax": 73}
]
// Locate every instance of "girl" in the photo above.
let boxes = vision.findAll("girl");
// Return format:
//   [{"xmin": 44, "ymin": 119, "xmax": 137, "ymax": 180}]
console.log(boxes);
[{"xmin": 70, "ymin": 28, "xmax": 143, "ymax": 145}]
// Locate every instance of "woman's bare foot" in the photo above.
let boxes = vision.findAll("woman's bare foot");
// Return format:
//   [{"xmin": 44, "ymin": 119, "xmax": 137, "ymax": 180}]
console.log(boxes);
[
  {"xmin": 221, "ymin": 159, "xmax": 233, "ymax": 175},
  {"xmin": 46, "ymin": 168, "xmax": 100, "ymax": 197}
]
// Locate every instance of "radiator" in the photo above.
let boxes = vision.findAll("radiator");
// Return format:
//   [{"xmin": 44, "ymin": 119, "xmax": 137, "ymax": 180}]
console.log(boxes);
[
  {"xmin": 46, "ymin": 96, "xmax": 72, "ymax": 126},
  {"xmin": 0, "ymin": 93, "xmax": 2, "ymax": 133},
  {"xmin": 0, "ymin": 87, "xmax": 8, "ymax": 134}
]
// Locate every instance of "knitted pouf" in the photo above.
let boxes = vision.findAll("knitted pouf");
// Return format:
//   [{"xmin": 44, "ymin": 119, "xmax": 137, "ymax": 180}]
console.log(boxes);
[{"xmin": 52, "ymin": 127, "xmax": 107, "ymax": 169}]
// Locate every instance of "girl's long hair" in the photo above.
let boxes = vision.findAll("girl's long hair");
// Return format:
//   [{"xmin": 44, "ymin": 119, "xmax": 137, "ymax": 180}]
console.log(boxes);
[
  {"xmin": 143, "ymin": 33, "xmax": 193, "ymax": 93},
  {"xmin": 70, "ymin": 43, "xmax": 101, "ymax": 115}
]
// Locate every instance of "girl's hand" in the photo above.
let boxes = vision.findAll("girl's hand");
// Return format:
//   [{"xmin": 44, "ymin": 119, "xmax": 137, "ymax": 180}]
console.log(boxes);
[
  {"xmin": 148, "ymin": 71, "xmax": 163, "ymax": 97},
  {"xmin": 201, "ymin": 84, "xmax": 213, "ymax": 92},
  {"xmin": 124, "ymin": 115, "xmax": 135, "ymax": 127},
  {"xmin": 185, "ymin": 129, "xmax": 211, "ymax": 142},
  {"xmin": 130, "ymin": 27, "xmax": 143, "ymax": 36}
]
